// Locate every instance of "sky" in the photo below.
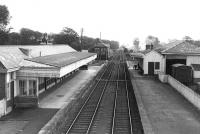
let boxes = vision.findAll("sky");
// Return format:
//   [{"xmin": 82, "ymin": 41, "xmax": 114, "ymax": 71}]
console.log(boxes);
[{"xmin": 1, "ymin": 0, "xmax": 200, "ymax": 49}]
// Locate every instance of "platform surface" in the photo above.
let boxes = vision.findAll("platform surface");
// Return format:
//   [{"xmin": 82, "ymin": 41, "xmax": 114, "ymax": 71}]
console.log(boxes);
[
  {"xmin": 0, "ymin": 65, "xmax": 101, "ymax": 134},
  {"xmin": 129, "ymin": 67, "xmax": 200, "ymax": 134}
]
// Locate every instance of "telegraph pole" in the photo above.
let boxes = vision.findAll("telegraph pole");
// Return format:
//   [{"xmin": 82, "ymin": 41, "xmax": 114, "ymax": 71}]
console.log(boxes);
[
  {"xmin": 80, "ymin": 28, "xmax": 83, "ymax": 52},
  {"xmin": 100, "ymin": 32, "xmax": 101, "ymax": 40}
]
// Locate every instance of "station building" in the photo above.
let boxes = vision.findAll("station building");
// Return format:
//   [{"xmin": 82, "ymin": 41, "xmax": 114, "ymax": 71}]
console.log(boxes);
[
  {"xmin": 0, "ymin": 45, "xmax": 97, "ymax": 117},
  {"xmin": 131, "ymin": 40, "xmax": 200, "ymax": 77}
]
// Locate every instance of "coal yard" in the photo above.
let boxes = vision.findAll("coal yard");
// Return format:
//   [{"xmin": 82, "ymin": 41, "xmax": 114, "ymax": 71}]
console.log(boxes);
[{"xmin": 61, "ymin": 51, "xmax": 144, "ymax": 134}]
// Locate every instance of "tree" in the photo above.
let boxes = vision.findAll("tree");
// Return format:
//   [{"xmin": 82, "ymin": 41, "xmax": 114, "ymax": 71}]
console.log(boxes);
[
  {"xmin": 146, "ymin": 35, "xmax": 160, "ymax": 48},
  {"xmin": 0, "ymin": 5, "xmax": 10, "ymax": 45},
  {"xmin": 20, "ymin": 28, "xmax": 42, "ymax": 45},
  {"xmin": 41, "ymin": 33, "xmax": 48, "ymax": 44},
  {"xmin": 101, "ymin": 39, "xmax": 119, "ymax": 49},
  {"xmin": 0, "ymin": 30, "xmax": 9, "ymax": 44},
  {"xmin": 53, "ymin": 34, "xmax": 66, "ymax": 44},
  {"xmin": 8, "ymin": 32, "xmax": 21, "ymax": 44},
  {"xmin": 133, "ymin": 38, "xmax": 140, "ymax": 51},
  {"xmin": 53, "ymin": 28, "xmax": 119, "ymax": 51},
  {"xmin": 82, "ymin": 36, "xmax": 96, "ymax": 50},
  {"xmin": 53, "ymin": 27, "xmax": 81, "ymax": 51},
  {"xmin": 61, "ymin": 27, "xmax": 79, "ymax": 45},
  {"xmin": 0, "ymin": 5, "xmax": 10, "ymax": 30}
]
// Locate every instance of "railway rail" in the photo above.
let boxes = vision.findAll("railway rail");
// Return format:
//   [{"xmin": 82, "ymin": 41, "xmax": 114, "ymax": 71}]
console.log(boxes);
[
  {"xmin": 65, "ymin": 60, "xmax": 114, "ymax": 134},
  {"xmin": 63, "ymin": 51, "xmax": 144, "ymax": 134}
]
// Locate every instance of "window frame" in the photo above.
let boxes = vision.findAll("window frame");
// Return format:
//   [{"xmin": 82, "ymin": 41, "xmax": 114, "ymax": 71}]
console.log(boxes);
[
  {"xmin": 28, "ymin": 80, "xmax": 37, "ymax": 96},
  {"xmin": 155, "ymin": 62, "xmax": 160, "ymax": 70},
  {"xmin": 19, "ymin": 80, "xmax": 27, "ymax": 96}
]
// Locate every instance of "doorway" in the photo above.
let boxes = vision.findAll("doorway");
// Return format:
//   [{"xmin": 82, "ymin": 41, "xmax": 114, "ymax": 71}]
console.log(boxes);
[{"xmin": 148, "ymin": 62, "xmax": 154, "ymax": 75}]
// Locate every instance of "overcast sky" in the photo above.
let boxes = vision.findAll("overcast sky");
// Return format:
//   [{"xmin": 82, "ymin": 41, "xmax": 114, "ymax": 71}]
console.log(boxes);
[{"xmin": 1, "ymin": 0, "xmax": 200, "ymax": 48}]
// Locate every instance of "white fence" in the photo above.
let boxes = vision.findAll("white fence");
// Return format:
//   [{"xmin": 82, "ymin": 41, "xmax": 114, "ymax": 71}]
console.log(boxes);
[
  {"xmin": 165, "ymin": 75, "xmax": 200, "ymax": 110},
  {"xmin": 0, "ymin": 99, "xmax": 5, "ymax": 117}
]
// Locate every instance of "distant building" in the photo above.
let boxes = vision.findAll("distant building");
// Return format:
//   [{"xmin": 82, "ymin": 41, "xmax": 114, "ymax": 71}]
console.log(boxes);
[{"xmin": 93, "ymin": 39, "xmax": 111, "ymax": 60}]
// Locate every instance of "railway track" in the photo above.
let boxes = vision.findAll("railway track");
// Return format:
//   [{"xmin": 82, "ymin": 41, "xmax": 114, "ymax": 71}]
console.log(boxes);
[
  {"xmin": 63, "ymin": 52, "xmax": 144, "ymax": 134},
  {"xmin": 65, "ymin": 61, "xmax": 114, "ymax": 134},
  {"xmin": 112, "ymin": 62, "xmax": 133, "ymax": 134}
]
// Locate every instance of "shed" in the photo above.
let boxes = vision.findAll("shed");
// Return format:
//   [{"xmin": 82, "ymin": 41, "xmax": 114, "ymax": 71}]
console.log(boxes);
[{"xmin": 142, "ymin": 50, "xmax": 165, "ymax": 75}]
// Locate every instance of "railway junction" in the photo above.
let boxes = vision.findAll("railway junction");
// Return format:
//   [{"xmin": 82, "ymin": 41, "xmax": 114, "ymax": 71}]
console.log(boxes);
[{"xmin": 1, "ymin": 51, "xmax": 200, "ymax": 134}]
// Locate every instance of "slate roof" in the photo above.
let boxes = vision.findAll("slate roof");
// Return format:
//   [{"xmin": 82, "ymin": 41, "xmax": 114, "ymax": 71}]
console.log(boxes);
[
  {"xmin": 0, "ymin": 45, "xmax": 76, "ymax": 70},
  {"xmin": 25, "ymin": 52, "xmax": 96, "ymax": 68},
  {"xmin": 0, "ymin": 47, "xmax": 27, "ymax": 69},
  {"xmin": 163, "ymin": 40, "xmax": 183, "ymax": 50},
  {"xmin": 19, "ymin": 60, "xmax": 54, "ymax": 68},
  {"xmin": 162, "ymin": 41, "xmax": 200, "ymax": 55},
  {"xmin": 141, "ymin": 40, "xmax": 200, "ymax": 56},
  {"xmin": 154, "ymin": 47, "xmax": 166, "ymax": 54}
]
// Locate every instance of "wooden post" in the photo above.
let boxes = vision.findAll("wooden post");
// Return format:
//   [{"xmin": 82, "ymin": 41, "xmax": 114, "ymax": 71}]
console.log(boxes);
[{"xmin": 44, "ymin": 77, "xmax": 47, "ymax": 91}]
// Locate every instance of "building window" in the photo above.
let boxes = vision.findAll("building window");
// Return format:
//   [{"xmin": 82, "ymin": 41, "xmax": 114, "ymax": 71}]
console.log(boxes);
[
  {"xmin": 6, "ymin": 83, "xmax": 11, "ymax": 100},
  {"xmin": 155, "ymin": 62, "xmax": 160, "ymax": 70},
  {"xmin": 19, "ymin": 80, "xmax": 27, "ymax": 95},
  {"xmin": 29, "ymin": 80, "xmax": 36, "ymax": 96}
]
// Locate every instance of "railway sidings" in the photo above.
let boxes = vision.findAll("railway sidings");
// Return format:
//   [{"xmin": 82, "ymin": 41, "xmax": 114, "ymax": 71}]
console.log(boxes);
[{"xmin": 62, "ymin": 52, "xmax": 144, "ymax": 134}]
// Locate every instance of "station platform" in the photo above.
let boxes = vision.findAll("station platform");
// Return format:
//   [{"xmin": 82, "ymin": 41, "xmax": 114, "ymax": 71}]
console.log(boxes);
[
  {"xmin": 129, "ymin": 67, "xmax": 200, "ymax": 134},
  {"xmin": 0, "ymin": 65, "xmax": 102, "ymax": 134}
]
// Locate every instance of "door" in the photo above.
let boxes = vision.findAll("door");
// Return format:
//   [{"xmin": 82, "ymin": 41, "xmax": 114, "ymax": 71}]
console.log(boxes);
[
  {"xmin": 10, "ymin": 81, "xmax": 14, "ymax": 107},
  {"xmin": 29, "ymin": 80, "xmax": 37, "ymax": 96},
  {"xmin": 148, "ymin": 62, "xmax": 154, "ymax": 75}
]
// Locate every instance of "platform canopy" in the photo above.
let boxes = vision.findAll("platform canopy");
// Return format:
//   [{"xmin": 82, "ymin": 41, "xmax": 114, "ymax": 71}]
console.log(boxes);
[{"xmin": 17, "ymin": 52, "xmax": 97, "ymax": 78}]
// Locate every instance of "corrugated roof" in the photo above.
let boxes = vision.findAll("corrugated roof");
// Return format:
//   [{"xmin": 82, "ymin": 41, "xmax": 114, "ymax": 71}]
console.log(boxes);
[
  {"xmin": 26, "ymin": 52, "xmax": 96, "ymax": 67},
  {"xmin": 0, "ymin": 44, "xmax": 76, "ymax": 69}
]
